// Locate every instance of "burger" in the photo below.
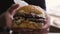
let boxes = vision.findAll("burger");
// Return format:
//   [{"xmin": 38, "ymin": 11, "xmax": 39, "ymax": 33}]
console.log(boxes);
[{"xmin": 12, "ymin": 5, "xmax": 46, "ymax": 33}]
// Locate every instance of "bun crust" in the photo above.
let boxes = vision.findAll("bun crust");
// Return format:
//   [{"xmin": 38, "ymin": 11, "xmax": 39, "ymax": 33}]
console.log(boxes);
[{"xmin": 16, "ymin": 5, "xmax": 44, "ymax": 14}]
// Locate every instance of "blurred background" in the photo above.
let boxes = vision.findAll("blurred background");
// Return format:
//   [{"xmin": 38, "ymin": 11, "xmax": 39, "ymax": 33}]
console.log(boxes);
[{"xmin": 46, "ymin": 0, "xmax": 60, "ymax": 33}]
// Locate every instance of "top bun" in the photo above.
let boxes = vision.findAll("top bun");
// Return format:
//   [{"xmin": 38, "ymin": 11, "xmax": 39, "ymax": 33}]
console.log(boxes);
[{"xmin": 16, "ymin": 5, "xmax": 45, "ymax": 15}]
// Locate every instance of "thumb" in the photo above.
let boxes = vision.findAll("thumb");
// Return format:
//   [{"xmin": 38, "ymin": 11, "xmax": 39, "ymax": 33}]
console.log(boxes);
[
  {"xmin": 8, "ymin": 4, "xmax": 19, "ymax": 15},
  {"xmin": 42, "ymin": 14, "xmax": 50, "ymax": 29}
]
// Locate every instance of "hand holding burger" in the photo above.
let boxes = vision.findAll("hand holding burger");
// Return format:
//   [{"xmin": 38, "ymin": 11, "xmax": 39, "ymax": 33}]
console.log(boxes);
[
  {"xmin": 0, "ymin": 4, "xmax": 49, "ymax": 34},
  {"xmin": 12, "ymin": 5, "xmax": 50, "ymax": 30}
]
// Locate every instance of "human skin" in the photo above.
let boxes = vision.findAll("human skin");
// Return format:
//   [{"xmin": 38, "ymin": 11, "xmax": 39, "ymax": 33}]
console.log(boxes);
[{"xmin": 0, "ymin": 4, "xmax": 50, "ymax": 34}]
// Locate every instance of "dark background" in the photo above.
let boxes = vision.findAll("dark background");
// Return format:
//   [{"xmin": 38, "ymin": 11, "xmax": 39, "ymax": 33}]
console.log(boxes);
[{"xmin": 0, "ymin": 0, "xmax": 46, "ymax": 15}]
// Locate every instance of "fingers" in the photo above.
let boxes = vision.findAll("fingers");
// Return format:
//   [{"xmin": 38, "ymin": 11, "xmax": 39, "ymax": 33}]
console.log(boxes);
[
  {"xmin": 41, "ymin": 14, "xmax": 50, "ymax": 29},
  {"xmin": 45, "ymin": 14, "xmax": 50, "ymax": 25},
  {"xmin": 9, "ymin": 4, "xmax": 19, "ymax": 15},
  {"xmin": 6, "ymin": 4, "xmax": 19, "ymax": 28}
]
